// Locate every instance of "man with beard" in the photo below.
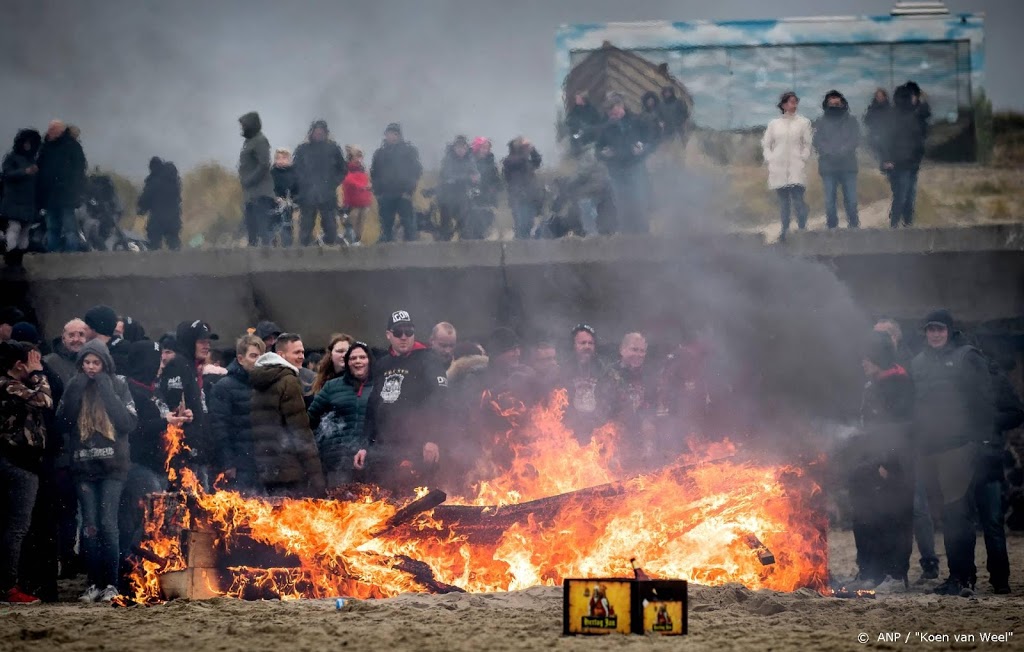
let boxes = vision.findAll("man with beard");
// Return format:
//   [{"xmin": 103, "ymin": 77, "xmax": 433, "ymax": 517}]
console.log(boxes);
[
  {"xmin": 911, "ymin": 310, "xmax": 993, "ymax": 596},
  {"xmin": 370, "ymin": 123, "xmax": 422, "ymax": 242},
  {"xmin": 293, "ymin": 120, "xmax": 346, "ymax": 246},
  {"xmin": 238, "ymin": 111, "xmax": 275, "ymax": 246},
  {"xmin": 208, "ymin": 335, "xmax": 265, "ymax": 491},
  {"xmin": 44, "ymin": 318, "xmax": 87, "ymax": 385},
  {"xmin": 362, "ymin": 310, "xmax": 448, "ymax": 494},
  {"xmin": 562, "ymin": 324, "xmax": 614, "ymax": 443},
  {"xmin": 36, "ymin": 120, "xmax": 87, "ymax": 252},
  {"xmin": 813, "ymin": 90, "xmax": 860, "ymax": 229}
]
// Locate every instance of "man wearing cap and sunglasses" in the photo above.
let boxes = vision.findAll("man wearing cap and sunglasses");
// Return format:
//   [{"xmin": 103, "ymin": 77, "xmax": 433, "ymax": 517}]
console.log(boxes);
[{"xmin": 363, "ymin": 310, "xmax": 449, "ymax": 494}]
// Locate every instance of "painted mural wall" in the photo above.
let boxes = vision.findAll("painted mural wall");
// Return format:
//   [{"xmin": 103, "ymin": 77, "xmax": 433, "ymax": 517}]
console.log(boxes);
[{"xmin": 556, "ymin": 13, "xmax": 985, "ymax": 160}]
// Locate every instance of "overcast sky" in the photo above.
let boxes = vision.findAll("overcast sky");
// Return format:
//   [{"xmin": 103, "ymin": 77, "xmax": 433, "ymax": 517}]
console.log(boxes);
[{"xmin": 1, "ymin": 0, "xmax": 1019, "ymax": 177}]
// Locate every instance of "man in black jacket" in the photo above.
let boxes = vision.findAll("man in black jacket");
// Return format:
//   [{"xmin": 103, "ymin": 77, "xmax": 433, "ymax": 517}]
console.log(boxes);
[
  {"xmin": 370, "ymin": 123, "xmax": 422, "ymax": 242},
  {"xmin": 36, "ymin": 120, "xmax": 87, "ymax": 252},
  {"xmin": 880, "ymin": 84, "xmax": 926, "ymax": 228},
  {"xmin": 293, "ymin": 120, "xmax": 346, "ymax": 246},
  {"xmin": 911, "ymin": 310, "xmax": 993, "ymax": 596},
  {"xmin": 596, "ymin": 94, "xmax": 651, "ymax": 234},
  {"xmin": 361, "ymin": 310, "xmax": 448, "ymax": 494},
  {"xmin": 136, "ymin": 157, "xmax": 182, "ymax": 250},
  {"xmin": 208, "ymin": 334, "xmax": 265, "ymax": 491},
  {"xmin": 566, "ymin": 92, "xmax": 602, "ymax": 157},
  {"xmin": 813, "ymin": 90, "xmax": 860, "ymax": 229}
]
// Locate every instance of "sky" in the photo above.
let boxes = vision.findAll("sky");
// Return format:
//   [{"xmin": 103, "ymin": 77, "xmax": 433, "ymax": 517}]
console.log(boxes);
[{"xmin": 1, "ymin": 0, "xmax": 1020, "ymax": 177}]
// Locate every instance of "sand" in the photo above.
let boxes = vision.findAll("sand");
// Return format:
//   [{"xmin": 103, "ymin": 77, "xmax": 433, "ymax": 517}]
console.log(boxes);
[{"xmin": 2, "ymin": 529, "xmax": 1022, "ymax": 652}]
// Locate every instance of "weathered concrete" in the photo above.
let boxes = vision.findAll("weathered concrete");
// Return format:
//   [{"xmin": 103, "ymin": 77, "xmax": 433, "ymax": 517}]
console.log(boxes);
[{"xmin": 11, "ymin": 225, "xmax": 1024, "ymax": 348}]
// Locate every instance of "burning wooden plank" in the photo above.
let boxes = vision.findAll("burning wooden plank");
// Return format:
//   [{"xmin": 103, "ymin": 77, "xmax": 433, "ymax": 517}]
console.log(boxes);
[{"xmin": 743, "ymin": 533, "xmax": 776, "ymax": 566}]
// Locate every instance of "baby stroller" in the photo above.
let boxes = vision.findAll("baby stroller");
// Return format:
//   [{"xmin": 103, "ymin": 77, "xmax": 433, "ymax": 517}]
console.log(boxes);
[{"xmin": 78, "ymin": 175, "xmax": 149, "ymax": 252}]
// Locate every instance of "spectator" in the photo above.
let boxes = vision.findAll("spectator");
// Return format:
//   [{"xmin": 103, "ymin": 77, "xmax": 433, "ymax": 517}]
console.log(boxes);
[
  {"xmin": 529, "ymin": 341, "xmax": 561, "ymax": 399},
  {"xmin": 562, "ymin": 324, "xmax": 613, "ymax": 442},
  {"xmin": 340, "ymin": 145, "xmax": 372, "ymax": 246},
  {"xmin": 370, "ymin": 123, "xmax": 422, "ymax": 243},
  {"xmin": 237, "ymin": 111, "xmax": 275, "ymax": 246},
  {"xmin": 248, "ymin": 338, "xmax": 325, "ymax": 497},
  {"xmin": 472, "ymin": 138, "xmax": 501, "ymax": 208},
  {"xmin": 120, "ymin": 316, "xmax": 145, "ymax": 344},
  {"xmin": 36, "ymin": 120, "xmax": 87, "ymax": 252},
  {"xmin": 863, "ymin": 88, "xmax": 890, "ymax": 162},
  {"xmin": 910, "ymin": 310, "xmax": 993, "ymax": 596},
  {"xmin": 762, "ymin": 91, "xmax": 812, "ymax": 241},
  {"xmin": 136, "ymin": 157, "xmax": 182, "ymax": 250},
  {"xmin": 55, "ymin": 340, "xmax": 137, "ymax": 603},
  {"xmin": 873, "ymin": 318, "xmax": 914, "ymax": 367},
  {"xmin": 83, "ymin": 304, "xmax": 130, "ymax": 377},
  {"xmin": 843, "ymin": 331, "xmax": 914, "ymax": 590},
  {"xmin": 309, "ymin": 341, "xmax": 374, "ymax": 490},
  {"xmin": 255, "ymin": 321, "xmax": 283, "ymax": 352},
  {"xmin": 312, "ymin": 333, "xmax": 354, "ymax": 395},
  {"xmin": 429, "ymin": 322, "xmax": 458, "ymax": 367},
  {"xmin": 0, "ymin": 340, "xmax": 52, "ymax": 604},
  {"xmin": 158, "ymin": 320, "xmax": 216, "ymax": 483},
  {"xmin": 275, "ymin": 333, "xmax": 314, "ymax": 405},
  {"xmin": 639, "ymin": 91, "xmax": 663, "ymax": 146},
  {"xmin": 904, "ymin": 81, "xmax": 932, "ymax": 136},
  {"xmin": 208, "ymin": 334, "xmax": 265, "ymax": 492},
  {"xmin": 1, "ymin": 129, "xmax": 42, "ymax": 254},
  {"xmin": 502, "ymin": 137, "xmax": 542, "ymax": 239},
  {"xmin": 880, "ymin": 84, "xmax": 926, "ymax": 228},
  {"xmin": 566, "ymin": 92, "xmax": 602, "ymax": 157},
  {"xmin": 596, "ymin": 93, "xmax": 652, "ymax": 234},
  {"xmin": 44, "ymin": 318, "xmax": 87, "ymax": 385},
  {"xmin": 657, "ymin": 86, "xmax": 689, "ymax": 141},
  {"xmin": 438, "ymin": 135, "xmax": 480, "ymax": 241},
  {"xmin": 607, "ymin": 333, "xmax": 658, "ymax": 461},
  {"xmin": 271, "ymin": 148, "xmax": 298, "ymax": 247},
  {"xmin": 813, "ymin": 90, "xmax": 860, "ymax": 229},
  {"xmin": 157, "ymin": 333, "xmax": 176, "ymax": 378},
  {"xmin": 0, "ymin": 307, "xmax": 24, "ymax": 342},
  {"xmin": 293, "ymin": 120, "xmax": 346, "ymax": 247},
  {"xmin": 362, "ymin": 310, "xmax": 449, "ymax": 493}
]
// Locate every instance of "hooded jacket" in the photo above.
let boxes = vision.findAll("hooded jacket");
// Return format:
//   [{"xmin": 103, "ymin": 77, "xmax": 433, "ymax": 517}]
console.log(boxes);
[
  {"xmin": 657, "ymin": 88, "xmax": 689, "ymax": 137},
  {"xmin": 1, "ymin": 129, "xmax": 42, "ymax": 222},
  {"xmin": 812, "ymin": 92, "xmax": 860, "ymax": 175},
  {"xmin": 136, "ymin": 157, "xmax": 182, "ymax": 226},
  {"xmin": 340, "ymin": 160, "xmax": 372, "ymax": 208},
  {"xmin": 640, "ymin": 91, "xmax": 663, "ymax": 143},
  {"xmin": 370, "ymin": 138, "xmax": 422, "ymax": 197},
  {"xmin": 248, "ymin": 352, "xmax": 324, "ymax": 492},
  {"xmin": 762, "ymin": 112, "xmax": 813, "ymax": 189},
  {"xmin": 879, "ymin": 85, "xmax": 926, "ymax": 171},
  {"xmin": 502, "ymin": 142, "xmax": 542, "ymax": 200},
  {"xmin": 56, "ymin": 340, "xmax": 137, "ymax": 481},
  {"xmin": 308, "ymin": 372, "xmax": 374, "ymax": 479},
  {"xmin": 208, "ymin": 359, "xmax": 257, "ymax": 482},
  {"xmin": 863, "ymin": 96, "xmax": 890, "ymax": 157},
  {"xmin": 36, "ymin": 128, "xmax": 87, "ymax": 209},
  {"xmin": 238, "ymin": 112, "xmax": 274, "ymax": 202},
  {"xmin": 158, "ymin": 321, "xmax": 212, "ymax": 467},
  {"xmin": 124, "ymin": 339, "xmax": 167, "ymax": 476},
  {"xmin": 293, "ymin": 120, "xmax": 347, "ymax": 205}
]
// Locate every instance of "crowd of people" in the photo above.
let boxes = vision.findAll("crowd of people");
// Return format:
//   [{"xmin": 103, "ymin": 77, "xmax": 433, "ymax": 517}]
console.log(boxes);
[{"xmin": 0, "ymin": 298, "xmax": 1020, "ymax": 605}]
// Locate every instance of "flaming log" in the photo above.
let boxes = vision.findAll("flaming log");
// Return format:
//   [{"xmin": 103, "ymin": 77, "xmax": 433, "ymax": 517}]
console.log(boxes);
[{"xmin": 743, "ymin": 533, "xmax": 776, "ymax": 566}]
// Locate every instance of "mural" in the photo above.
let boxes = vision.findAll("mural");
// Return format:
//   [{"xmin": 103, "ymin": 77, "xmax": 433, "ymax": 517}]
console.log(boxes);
[{"xmin": 557, "ymin": 13, "xmax": 985, "ymax": 160}]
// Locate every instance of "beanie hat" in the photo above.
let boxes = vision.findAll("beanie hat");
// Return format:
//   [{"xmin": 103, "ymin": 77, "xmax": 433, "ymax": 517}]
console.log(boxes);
[
  {"xmin": 385, "ymin": 122, "xmax": 402, "ymax": 136},
  {"xmin": 864, "ymin": 331, "xmax": 896, "ymax": 370},
  {"xmin": 923, "ymin": 309, "xmax": 954, "ymax": 332},
  {"xmin": 121, "ymin": 316, "xmax": 146, "ymax": 343},
  {"xmin": 84, "ymin": 305, "xmax": 118, "ymax": 337},
  {"xmin": 488, "ymin": 327, "xmax": 520, "ymax": 356},
  {"xmin": 125, "ymin": 339, "xmax": 162, "ymax": 384},
  {"xmin": 10, "ymin": 322, "xmax": 40, "ymax": 344}
]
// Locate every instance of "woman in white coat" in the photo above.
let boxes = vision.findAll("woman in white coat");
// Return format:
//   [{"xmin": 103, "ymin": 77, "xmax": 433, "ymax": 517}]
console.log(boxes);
[{"xmin": 762, "ymin": 91, "xmax": 813, "ymax": 240}]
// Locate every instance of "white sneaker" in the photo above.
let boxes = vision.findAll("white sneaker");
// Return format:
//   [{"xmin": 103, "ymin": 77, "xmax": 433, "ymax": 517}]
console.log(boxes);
[
  {"xmin": 97, "ymin": 585, "xmax": 119, "ymax": 602},
  {"xmin": 79, "ymin": 585, "xmax": 102, "ymax": 603}
]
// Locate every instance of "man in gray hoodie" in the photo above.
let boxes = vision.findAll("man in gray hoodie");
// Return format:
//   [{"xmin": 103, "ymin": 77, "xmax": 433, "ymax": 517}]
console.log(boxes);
[{"xmin": 238, "ymin": 112, "xmax": 275, "ymax": 247}]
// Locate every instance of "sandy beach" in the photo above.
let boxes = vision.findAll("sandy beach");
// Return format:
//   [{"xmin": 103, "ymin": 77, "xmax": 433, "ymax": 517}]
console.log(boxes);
[{"xmin": 1, "ymin": 529, "xmax": 1021, "ymax": 652}]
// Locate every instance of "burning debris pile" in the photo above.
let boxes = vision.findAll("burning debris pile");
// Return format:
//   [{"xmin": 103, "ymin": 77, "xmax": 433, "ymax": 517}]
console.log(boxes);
[{"xmin": 126, "ymin": 392, "xmax": 828, "ymax": 603}]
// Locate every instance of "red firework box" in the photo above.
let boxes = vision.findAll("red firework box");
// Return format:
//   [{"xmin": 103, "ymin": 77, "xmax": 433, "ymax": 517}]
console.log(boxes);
[{"xmin": 563, "ymin": 578, "xmax": 688, "ymax": 636}]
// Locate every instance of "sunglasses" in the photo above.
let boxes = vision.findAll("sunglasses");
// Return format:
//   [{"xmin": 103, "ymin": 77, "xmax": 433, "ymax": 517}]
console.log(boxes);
[{"xmin": 390, "ymin": 328, "xmax": 415, "ymax": 338}]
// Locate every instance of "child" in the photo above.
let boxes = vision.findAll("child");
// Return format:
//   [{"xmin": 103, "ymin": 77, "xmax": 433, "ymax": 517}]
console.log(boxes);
[{"xmin": 341, "ymin": 145, "xmax": 373, "ymax": 245}]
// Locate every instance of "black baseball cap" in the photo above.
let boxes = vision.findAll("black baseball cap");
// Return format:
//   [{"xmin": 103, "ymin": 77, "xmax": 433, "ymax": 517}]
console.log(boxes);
[
  {"xmin": 255, "ymin": 321, "xmax": 283, "ymax": 340},
  {"xmin": 387, "ymin": 310, "xmax": 414, "ymax": 330}
]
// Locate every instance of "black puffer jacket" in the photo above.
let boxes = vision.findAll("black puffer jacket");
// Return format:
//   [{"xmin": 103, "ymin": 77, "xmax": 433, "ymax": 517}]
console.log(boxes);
[
  {"xmin": 293, "ymin": 121, "xmax": 346, "ymax": 205},
  {"xmin": 879, "ymin": 86, "xmax": 926, "ymax": 171},
  {"xmin": 911, "ymin": 341, "xmax": 993, "ymax": 454},
  {"xmin": 1, "ymin": 129, "xmax": 42, "ymax": 222},
  {"xmin": 308, "ymin": 373, "xmax": 373, "ymax": 478},
  {"xmin": 370, "ymin": 139, "xmax": 422, "ymax": 197},
  {"xmin": 36, "ymin": 128, "xmax": 87, "ymax": 209},
  {"xmin": 813, "ymin": 92, "xmax": 860, "ymax": 174},
  {"xmin": 207, "ymin": 360, "xmax": 257, "ymax": 481},
  {"xmin": 136, "ymin": 157, "xmax": 182, "ymax": 227}
]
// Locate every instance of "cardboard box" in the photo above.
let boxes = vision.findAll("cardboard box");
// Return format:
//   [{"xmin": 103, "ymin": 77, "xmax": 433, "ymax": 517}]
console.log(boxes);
[{"xmin": 563, "ymin": 578, "xmax": 688, "ymax": 636}]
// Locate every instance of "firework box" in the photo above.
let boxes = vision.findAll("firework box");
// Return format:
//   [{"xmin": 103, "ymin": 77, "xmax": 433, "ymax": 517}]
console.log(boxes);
[{"xmin": 563, "ymin": 578, "xmax": 688, "ymax": 636}]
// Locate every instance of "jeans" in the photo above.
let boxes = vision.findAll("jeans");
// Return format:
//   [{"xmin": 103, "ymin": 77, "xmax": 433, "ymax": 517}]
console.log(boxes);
[
  {"xmin": 941, "ymin": 493, "xmax": 977, "ymax": 584},
  {"xmin": 45, "ymin": 205, "xmax": 82, "ymax": 252},
  {"xmin": 974, "ymin": 479, "xmax": 1009, "ymax": 586},
  {"xmin": 821, "ymin": 171, "xmax": 859, "ymax": 228},
  {"xmin": 776, "ymin": 185, "xmax": 808, "ymax": 235},
  {"xmin": 887, "ymin": 168, "xmax": 919, "ymax": 227},
  {"xmin": 578, "ymin": 198, "xmax": 598, "ymax": 236},
  {"xmin": 608, "ymin": 166, "xmax": 650, "ymax": 234},
  {"xmin": 244, "ymin": 197, "xmax": 276, "ymax": 246},
  {"xmin": 0, "ymin": 458, "xmax": 39, "ymax": 591},
  {"xmin": 376, "ymin": 194, "xmax": 416, "ymax": 242},
  {"xmin": 298, "ymin": 201, "xmax": 339, "ymax": 246},
  {"xmin": 913, "ymin": 476, "xmax": 939, "ymax": 570},
  {"xmin": 509, "ymin": 195, "xmax": 536, "ymax": 240},
  {"xmin": 77, "ymin": 477, "xmax": 125, "ymax": 588}
]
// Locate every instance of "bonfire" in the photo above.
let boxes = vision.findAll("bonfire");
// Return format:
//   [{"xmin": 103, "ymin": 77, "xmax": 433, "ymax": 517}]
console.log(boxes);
[{"xmin": 125, "ymin": 390, "xmax": 828, "ymax": 603}]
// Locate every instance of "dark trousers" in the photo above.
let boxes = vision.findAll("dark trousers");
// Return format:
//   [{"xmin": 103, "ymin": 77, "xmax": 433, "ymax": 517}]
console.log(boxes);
[
  {"xmin": 913, "ymin": 474, "xmax": 939, "ymax": 570},
  {"xmin": 19, "ymin": 460, "xmax": 61, "ymax": 601},
  {"xmin": 244, "ymin": 197, "xmax": 276, "ymax": 246},
  {"xmin": 45, "ymin": 205, "xmax": 82, "ymax": 252},
  {"xmin": 974, "ymin": 479, "xmax": 1010, "ymax": 587},
  {"xmin": 298, "ymin": 201, "xmax": 338, "ymax": 246},
  {"xmin": 608, "ymin": 166, "xmax": 650, "ymax": 235},
  {"xmin": 0, "ymin": 457, "xmax": 39, "ymax": 591},
  {"xmin": 77, "ymin": 477, "xmax": 125, "ymax": 588},
  {"xmin": 849, "ymin": 464, "xmax": 914, "ymax": 582},
  {"xmin": 821, "ymin": 171, "xmax": 860, "ymax": 228},
  {"xmin": 146, "ymin": 218, "xmax": 182, "ymax": 250},
  {"xmin": 376, "ymin": 194, "xmax": 417, "ymax": 242},
  {"xmin": 887, "ymin": 168, "xmax": 919, "ymax": 227},
  {"xmin": 941, "ymin": 493, "xmax": 977, "ymax": 584},
  {"xmin": 776, "ymin": 185, "xmax": 808, "ymax": 235}
]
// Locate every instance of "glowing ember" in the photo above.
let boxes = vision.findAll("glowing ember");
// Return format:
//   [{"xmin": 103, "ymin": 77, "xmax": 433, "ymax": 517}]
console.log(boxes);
[{"xmin": 127, "ymin": 394, "xmax": 827, "ymax": 603}]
